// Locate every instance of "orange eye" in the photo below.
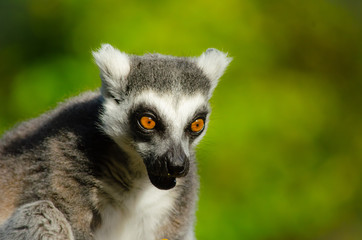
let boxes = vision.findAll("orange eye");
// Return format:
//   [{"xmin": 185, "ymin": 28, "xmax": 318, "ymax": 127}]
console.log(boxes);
[
  {"xmin": 191, "ymin": 119, "xmax": 204, "ymax": 132},
  {"xmin": 140, "ymin": 116, "xmax": 156, "ymax": 130}
]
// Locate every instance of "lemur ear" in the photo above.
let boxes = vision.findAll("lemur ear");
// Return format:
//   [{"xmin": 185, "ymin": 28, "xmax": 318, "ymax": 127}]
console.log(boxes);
[
  {"xmin": 92, "ymin": 44, "xmax": 130, "ymax": 101},
  {"xmin": 196, "ymin": 48, "xmax": 232, "ymax": 96}
]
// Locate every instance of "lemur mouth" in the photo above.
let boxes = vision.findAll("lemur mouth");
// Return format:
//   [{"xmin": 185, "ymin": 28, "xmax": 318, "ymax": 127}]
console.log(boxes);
[
  {"xmin": 143, "ymin": 149, "xmax": 189, "ymax": 190},
  {"xmin": 148, "ymin": 173, "xmax": 176, "ymax": 190}
]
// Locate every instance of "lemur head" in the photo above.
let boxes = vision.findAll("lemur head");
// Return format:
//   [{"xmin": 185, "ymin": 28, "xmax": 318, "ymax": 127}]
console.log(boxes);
[{"xmin": 93, "ymin": 44, "xmax": 231, "ymax": 190}]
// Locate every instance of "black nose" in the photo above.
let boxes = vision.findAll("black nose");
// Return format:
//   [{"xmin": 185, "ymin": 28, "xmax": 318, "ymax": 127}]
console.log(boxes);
[{"xmin": 165, "ymin": 147, "xmax": 190, "ymax": 178}]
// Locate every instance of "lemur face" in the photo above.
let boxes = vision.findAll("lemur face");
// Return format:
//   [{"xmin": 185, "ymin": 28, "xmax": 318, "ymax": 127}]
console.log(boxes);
[
  {"xmin": 127, "ymin": 91, "xmax": 209, "ymax": 189},
  {"xmin": 93, "ymin": 44, "xmax": 231, "ymax": 190}
]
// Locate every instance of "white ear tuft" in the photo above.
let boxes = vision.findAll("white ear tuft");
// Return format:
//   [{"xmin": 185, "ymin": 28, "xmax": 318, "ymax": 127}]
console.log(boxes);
[
  {"xmin": 196, "ymin": 48, "xmax": 232, "ymax": 92},
  {"xmin": 92, "ymin": 44, "xmax": 130, "ymax": 98}
]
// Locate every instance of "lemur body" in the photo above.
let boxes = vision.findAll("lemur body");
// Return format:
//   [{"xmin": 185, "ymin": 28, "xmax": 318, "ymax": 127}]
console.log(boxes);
[{"xmin": 0, "ymin": 44, "xmax": 231, "ymax": 240}]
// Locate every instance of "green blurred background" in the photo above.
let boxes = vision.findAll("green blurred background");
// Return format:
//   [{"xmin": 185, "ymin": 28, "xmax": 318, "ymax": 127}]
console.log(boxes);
[{"xmin": 1, "ymin": 0, "xmax": 362, "ymax": 239}]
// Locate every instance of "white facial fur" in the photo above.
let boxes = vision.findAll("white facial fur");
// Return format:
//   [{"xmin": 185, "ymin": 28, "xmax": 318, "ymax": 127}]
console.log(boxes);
[{"xmin": 99, "ymin": 96, "xmax": 133, "ymax": 149}]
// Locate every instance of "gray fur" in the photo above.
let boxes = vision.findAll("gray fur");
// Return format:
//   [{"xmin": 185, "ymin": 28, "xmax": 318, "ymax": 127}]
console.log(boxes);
[
  {"xmin": 0, "ymin": 44, "xmax": 231, "ymax": 240},
  {"xmin": 127, "ymin": 54, "xmax": 211, "ymax": 96}
]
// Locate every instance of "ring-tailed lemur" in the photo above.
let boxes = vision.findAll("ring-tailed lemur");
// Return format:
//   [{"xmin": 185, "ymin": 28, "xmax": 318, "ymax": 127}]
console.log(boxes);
[{"xmin": 0, "ymin": 44, "xmax": 231, "ymax": 240}]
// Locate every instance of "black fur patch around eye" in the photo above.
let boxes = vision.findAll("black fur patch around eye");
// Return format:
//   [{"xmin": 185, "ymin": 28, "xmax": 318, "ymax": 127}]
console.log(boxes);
[
  {"xmin": 128, "ymin": 106, "xmax": 165, "ymax": 142},
  {"xmin": 186, "ymin": 111, "xmax": 208, "ymax": 139}
]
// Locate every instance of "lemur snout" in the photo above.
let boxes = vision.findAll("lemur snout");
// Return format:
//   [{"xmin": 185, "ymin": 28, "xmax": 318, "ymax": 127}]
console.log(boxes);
[
  {"xmin": 144, "ymin": 146, "xmax": 190, "ymax": 190},
  {"xmin": 164, "ymin": 148, "xmax": 190, "ymax": 178}
]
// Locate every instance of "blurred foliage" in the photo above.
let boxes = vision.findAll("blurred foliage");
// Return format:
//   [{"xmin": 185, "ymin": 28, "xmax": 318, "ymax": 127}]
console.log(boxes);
[{"xmin": 0, "ymin": 0, "xmax": 362, "ymax": 239}]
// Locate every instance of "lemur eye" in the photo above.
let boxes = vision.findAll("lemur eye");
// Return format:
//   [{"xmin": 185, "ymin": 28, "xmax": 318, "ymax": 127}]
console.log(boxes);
[
  {"xmin": 140, "ymin": 116, "xmax": 156, "ymax": 130},
  {"xmin": 190, "ymin": 119, "xmax": 204, "ymax": 133}
]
